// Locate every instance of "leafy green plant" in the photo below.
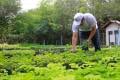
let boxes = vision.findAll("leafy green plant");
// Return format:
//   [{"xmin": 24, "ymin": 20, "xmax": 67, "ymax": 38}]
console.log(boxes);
[
  {"xmin": 84, "ymin": 74, "xmax": 105, "ymax": 80},
  {"xmin": 16, "ymin": 65, "xmax": 34, "ymax": 73},
  {"xmin": 81, "ymin": 40, "xmax": 89, "ymax": 51},
  {"xmin": 0, "ymin": 44, "xmax": 120, "ymax": 80}
]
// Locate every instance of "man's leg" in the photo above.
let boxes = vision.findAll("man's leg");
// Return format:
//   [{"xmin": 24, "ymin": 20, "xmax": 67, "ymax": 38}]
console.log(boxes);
[{"xmin": 91, "ymin": 29, "xmax": 101, "ymax": 51}]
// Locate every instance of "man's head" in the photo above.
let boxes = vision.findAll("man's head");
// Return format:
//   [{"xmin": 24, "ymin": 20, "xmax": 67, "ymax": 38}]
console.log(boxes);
[
  {"xmin": 73, "ymin": 13, "xmax": 84, "ymax": 26},
  {"xmin": 72, "ymin": 13, "xmax": 84, "ymax": 32}
]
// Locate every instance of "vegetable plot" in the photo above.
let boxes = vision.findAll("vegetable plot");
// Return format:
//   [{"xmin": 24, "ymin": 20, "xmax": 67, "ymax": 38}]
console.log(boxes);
[{"xmin": 0, "ymin": 44, "xmax": 120, "ymax": 80}]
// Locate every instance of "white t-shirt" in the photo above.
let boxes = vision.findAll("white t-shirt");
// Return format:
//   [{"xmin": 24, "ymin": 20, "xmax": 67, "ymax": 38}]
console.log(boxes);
[{"xmin": 72, "ymin": 13, "xmax": 98, "ymax": 32}]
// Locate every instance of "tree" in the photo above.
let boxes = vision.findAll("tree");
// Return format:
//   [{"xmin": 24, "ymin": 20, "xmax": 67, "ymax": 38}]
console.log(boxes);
[
  {"xmin": 86, "ymin": 0, "xmax": 120, "ymax": 25},
  {"xmin": 53, "ymin": 0, "xmax": 87, "ymax": 44},
  {"xmin": 0, "ymin": 0, "xmax": 20, "ymax": 43},
  {"xmin": 10, "ymin": 0, "xmax": 120, "ymax": 44}
]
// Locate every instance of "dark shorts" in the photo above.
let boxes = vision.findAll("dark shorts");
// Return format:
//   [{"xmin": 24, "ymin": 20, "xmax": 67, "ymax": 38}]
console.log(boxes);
[{"xmin": 79, "ymin": 29, "xmax": 101, "ymax": 51}]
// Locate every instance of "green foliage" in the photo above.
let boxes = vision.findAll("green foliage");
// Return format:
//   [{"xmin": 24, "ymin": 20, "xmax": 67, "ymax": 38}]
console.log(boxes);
[
  {"xmin": 0, "ymin": 0, "xmax": 20, "ymax": 43},
  {"xmin": 0, "ymin": 44, "xmax": 120, "ymax": 79},
  {"xmin": 16, "ymin": 65, "xmax": 34, "ymax": 73},
  {"xmin": 84, "ymin": 74, "xmax": 104, "ymax": 80},
  {"xmin": 0, "ymin": 0, "xmax": 120, "ymax": 44}
]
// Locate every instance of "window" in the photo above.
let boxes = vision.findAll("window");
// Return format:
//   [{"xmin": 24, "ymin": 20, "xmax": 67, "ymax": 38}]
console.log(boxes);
[
  {"xmin": 114, "ymin": 30, "xmax": 118, "ymax": 34},
  {"xmin": 108, "ymin": 31, "xmax": 113, "ymax": 35},
  {"xmin": 114, "ymin": 30, "xmax": 119, "ymax": 45}
]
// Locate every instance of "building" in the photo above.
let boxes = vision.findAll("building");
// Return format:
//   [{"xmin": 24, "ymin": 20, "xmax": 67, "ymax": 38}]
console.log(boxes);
[{"xmin": 102, "ymin": 20, "xmax": 120, "ymax": 46}]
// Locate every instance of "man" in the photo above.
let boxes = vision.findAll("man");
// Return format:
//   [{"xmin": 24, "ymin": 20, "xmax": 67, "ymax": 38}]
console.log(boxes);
[{"xmin": 71, "ymin": 13, "xmax": 101, "ymax": 52}]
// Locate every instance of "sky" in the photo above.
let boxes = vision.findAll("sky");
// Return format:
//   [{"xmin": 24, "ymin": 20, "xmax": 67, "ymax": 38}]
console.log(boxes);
[{"xmin": 21, "ymin": 0, "xmax": 40, "ymax": 11}]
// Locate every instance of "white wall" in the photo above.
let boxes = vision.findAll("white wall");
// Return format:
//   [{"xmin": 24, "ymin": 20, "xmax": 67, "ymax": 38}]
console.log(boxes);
[{"xmin": 106, "ymin": 23, "xmax": 120, "ymax": 46}]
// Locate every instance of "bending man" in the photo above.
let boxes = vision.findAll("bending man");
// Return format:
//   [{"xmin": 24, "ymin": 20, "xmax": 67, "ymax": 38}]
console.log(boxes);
[{"xmin": 72, "ymin": 13, "xmax": 101, "ymax": 52}]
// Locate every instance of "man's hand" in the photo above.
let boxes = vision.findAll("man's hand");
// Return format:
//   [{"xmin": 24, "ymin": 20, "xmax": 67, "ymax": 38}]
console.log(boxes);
[
  {"xmin": 70, "ymin": 48, "xmax": 77, "ymax": 53},
  {"xmin": 87, "ymin": 39, "xmax": 91, "ymax": 46},
  {"xmin": 87, "ymin": 38, "xmax": 91, "ymax": 43}
]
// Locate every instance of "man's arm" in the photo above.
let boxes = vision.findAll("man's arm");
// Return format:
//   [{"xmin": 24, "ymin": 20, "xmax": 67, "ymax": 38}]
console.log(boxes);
[
  {"xmin": 88, "ymin": 25, "xmax": 96, "ymax": 41},
  {"xmin": 72, "ymin": 32, "xmax": 78, "ymax": 51}
]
